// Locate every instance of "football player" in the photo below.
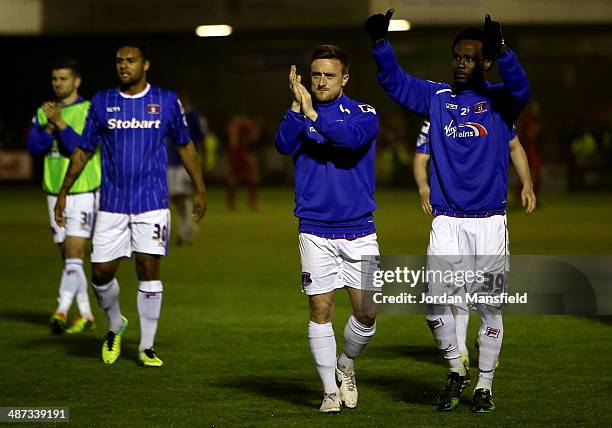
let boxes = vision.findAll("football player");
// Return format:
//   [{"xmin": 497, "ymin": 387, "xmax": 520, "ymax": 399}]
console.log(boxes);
[
  {"xmin": 55, "ymin": 41, "xmax": 207, "ymax": 367},
  {"xmin": 27, "ymin": 57, "xmax": 99, "ymax": 334},
  {"xmin": 275, "ymin": 45, "xmax": 380, "ymax": 413},
  {"xmin": 367, "ymin": 11, "xmax": 535, "ymax": 412}
]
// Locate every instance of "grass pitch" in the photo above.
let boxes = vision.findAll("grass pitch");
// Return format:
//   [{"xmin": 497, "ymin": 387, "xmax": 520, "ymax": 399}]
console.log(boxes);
[{"xmin": 1, "ymin": 185, "xmax": 611, "ymax": 427}]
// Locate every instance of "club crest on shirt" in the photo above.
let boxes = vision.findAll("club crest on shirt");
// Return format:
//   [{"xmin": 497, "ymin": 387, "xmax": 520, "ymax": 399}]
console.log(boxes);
[
  {"xmin": 474, "ymin": 101, "xmax": 488, "ymax": 114},
  {"xmin": 147, "ymin": 103, "xmax": 161, "ymax": 114}
]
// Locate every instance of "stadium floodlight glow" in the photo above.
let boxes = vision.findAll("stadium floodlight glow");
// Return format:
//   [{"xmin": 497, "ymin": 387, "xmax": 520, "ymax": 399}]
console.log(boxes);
[
  {"xmin": 195, "ymin": 25, "xmax": 233, "ymax": 37},
  {"xmin": 389, "ymin": 20, "xmax": 411, "ymax": 31}
]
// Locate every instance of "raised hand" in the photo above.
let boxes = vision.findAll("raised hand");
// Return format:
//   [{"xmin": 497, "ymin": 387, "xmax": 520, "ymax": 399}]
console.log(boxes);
[
  {"xmin": 364, "ymin": 8, "xmax": 394, "ymax": 43},
  {"xmin": 483, "ymin": 14, "xmax": 504, "ymax": 59}
]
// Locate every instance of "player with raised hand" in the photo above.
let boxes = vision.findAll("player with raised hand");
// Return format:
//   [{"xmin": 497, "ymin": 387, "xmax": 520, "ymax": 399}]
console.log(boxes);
[
  {"xmin": 367, "ymin": 10, "xmax": 533, "ymax": 412},
  {"xmin": 276, "ymin": 45, "xmax": 380, "ymax": 413},
  {"xmin": 54, "ymin": 41, "xmax": 207, "ymax": 367},
  {"xmin": 27, "ymin": 57, "xmax": 99, "ymax": 335},
  {"xmin": 414, "ymin": 120, "xmax": 536, "ymax": 375}
]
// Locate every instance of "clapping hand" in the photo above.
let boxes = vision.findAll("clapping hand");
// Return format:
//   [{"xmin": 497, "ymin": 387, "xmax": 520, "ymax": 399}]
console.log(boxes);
[
  {"xmin": 289, "ymin": 65, "xmax": 303, "ymax": 112},
  {"xmin": 42, "ymin": 101, "xmax": 66, "ymax": 130},
  {"xmin": 288, "ymin": 65, "xmax": 317, "ymax": 120}
]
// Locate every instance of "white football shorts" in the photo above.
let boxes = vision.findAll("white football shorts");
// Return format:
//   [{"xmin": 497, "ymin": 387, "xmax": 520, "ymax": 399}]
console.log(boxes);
[
  {"xmin": 299, "ymin": 232, "xmax": 380, "ymax": 296},
  {"xmin": 47, "ymin": 191, "xmax": 98, "ymax": 244},
  {"xmin": 426, "ymin": 215, "xmax": 509, "ymax": 309},
  {"xmin": 167, "ymin": 165, "xmax": 193, "ymax": 196},
  {"xmin": 91, "ymin": 209, "xmax": 170, "ymax": 263}
]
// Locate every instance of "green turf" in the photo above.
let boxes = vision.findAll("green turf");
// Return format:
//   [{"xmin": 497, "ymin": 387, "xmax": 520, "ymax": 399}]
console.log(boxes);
[{"xmin": 1, "ymin": 186, "xmax": 611, "ymax": 427}]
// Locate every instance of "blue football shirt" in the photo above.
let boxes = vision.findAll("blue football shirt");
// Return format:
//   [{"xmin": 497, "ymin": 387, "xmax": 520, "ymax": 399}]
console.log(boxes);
[
  {"xmin": 275, "ymin": 93, "xmax": 379, "ymax": 238},
  {"xmin": 374, "ymin": 40, "xmax": 529, "ymax": 216},
  {"xmin": 81, "ymin": 84, "xmax": 190, "ymax": 213}
]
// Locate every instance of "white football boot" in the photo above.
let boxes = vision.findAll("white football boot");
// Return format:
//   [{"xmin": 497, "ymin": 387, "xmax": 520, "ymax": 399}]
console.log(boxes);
[
  {"xmin": 335, "ymin": 367, "xmax": 358, "ymax": 408},
  {"xmin": 319, "ymin": 391, "xmax": 341, "ymax": 413}
]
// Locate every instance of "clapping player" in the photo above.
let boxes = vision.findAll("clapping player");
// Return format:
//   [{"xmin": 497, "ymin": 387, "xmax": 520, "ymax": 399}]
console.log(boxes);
[
  {"xmin": 367, "ymin": 11, "xmax": 535, "ymax": 412},
  {"xmin": 275, "ymin": 45, "xmax": 380, "ymax": 413},
  {"xmin": 55, "ymin": 41, "xmax": 207, "ymax": 367},
  {"xmin": 27, "ymin": 58, "xmax": 99, "ymax": 334}
]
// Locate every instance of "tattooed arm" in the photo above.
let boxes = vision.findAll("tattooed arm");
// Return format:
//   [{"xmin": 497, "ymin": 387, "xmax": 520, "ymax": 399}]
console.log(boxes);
[{"xmin": 54, "ymin": 147, "xmax": 94, "ymax": 227}]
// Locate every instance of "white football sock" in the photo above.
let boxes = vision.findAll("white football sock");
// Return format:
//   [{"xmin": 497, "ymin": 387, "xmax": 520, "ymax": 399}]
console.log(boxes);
[
  {"xmin": 137, "ymin": 280, "xmax": 163, "ymax": 352},
  {"xmin": 56, "ymin": 258, "xmax": 81, "ymax": 314},
  {"xmin": 64, "ymin": 258, "xmax": 94, "ymax": 319},
  {"xmin": 93, "ymin": 278, "xmax": 123, "ymax": 333},
  {"xmin": 308, "ymin": 321, "xmax": 338, "ymax": 394},
  {"xmin": 338, "ymin": 315, "xmax": 376, "ymax": 373},
  {"xmin": 475, "ymin": 304, "xmax": 504, "ymax": 391},
  {"xmin": 427, "ymin": 305, "xmax": 465, "ymax": 375},
  {"xmin": 337, "ymin": 352, "xmax": 354, "ymax": 373},
  {"xmin": 475, "ymin": 371, "xmax": 494, "ymax": 392},
  {"xmin": 452, "ymin": 306, "xmax": 470, "ymax": 358}
]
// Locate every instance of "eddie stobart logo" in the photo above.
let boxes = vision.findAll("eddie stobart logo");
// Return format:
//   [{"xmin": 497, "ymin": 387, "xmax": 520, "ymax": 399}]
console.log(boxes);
[
  {"xmin": 107, "ymin": 118, "xmax": 161, "ymax": 129},
  {"xmin": 444, "ymin": 120, "xmax": 488, "ymax": 139}
]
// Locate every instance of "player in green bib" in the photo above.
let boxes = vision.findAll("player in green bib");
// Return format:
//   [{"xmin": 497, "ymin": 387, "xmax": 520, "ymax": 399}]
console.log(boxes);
[{"xmin": 27, "ymin": 57, "xmax": 100, "ymax": 334}]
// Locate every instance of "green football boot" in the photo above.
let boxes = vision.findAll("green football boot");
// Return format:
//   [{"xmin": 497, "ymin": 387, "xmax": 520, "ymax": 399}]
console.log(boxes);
[
  {"xmin": 101, "ymin": 316, "xmax": 128, "ymax": 365},
  {"xmin": 50, "ymin": 312, "xmax": 67, "ymax": 335},
  {"xmin": 138, "ymin": 348, "xmax": 163, "ymax": 367},
  {"xmin": 66, "ymin": 316, "xmax": 96, "ymax": 334}
]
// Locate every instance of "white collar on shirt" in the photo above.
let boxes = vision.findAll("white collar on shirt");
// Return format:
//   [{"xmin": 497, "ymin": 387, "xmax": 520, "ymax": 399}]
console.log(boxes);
[{"xmin": 119, "ymin": 83, "xmax": 151, "ymax": 99}]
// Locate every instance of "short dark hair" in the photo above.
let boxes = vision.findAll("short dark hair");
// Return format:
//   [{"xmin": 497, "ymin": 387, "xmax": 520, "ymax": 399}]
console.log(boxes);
[
  {"xmin": 452, "ymin": 28, "xmax": 485, "ymax": 52},
  {"xmin": 311, "ymin": 45, "xmax": 349, "ymax": 74},
  {"xmin": 50, "ymin": 57, "xmax": 81, "ymax": 77},
  {"xmin": 117, "ymin": 40, "xmax": 150, "ymax": 61}
]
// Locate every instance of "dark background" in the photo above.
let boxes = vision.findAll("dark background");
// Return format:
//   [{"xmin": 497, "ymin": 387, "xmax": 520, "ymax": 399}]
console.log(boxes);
[{"xmin": 2, "ymin": 2, "xmax": 612, "ymax": 189}]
